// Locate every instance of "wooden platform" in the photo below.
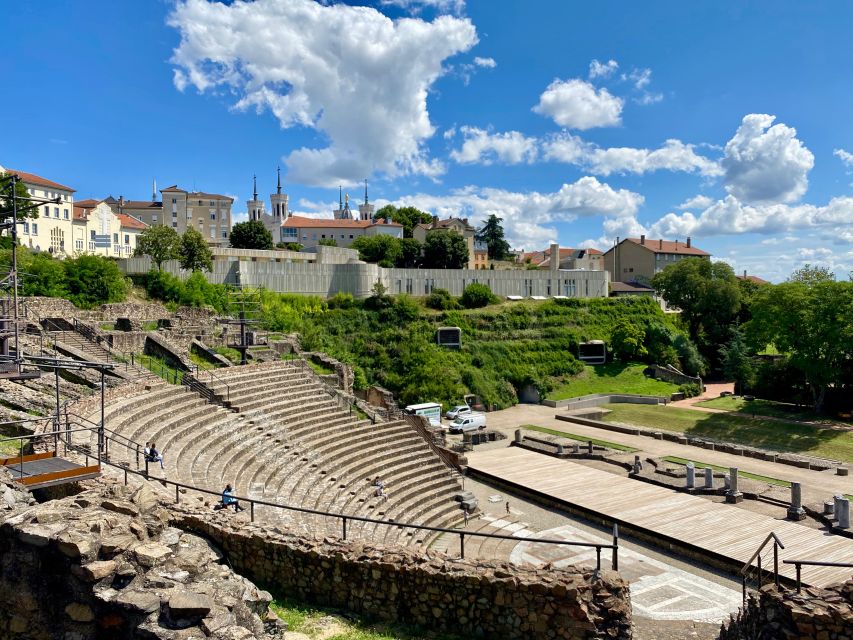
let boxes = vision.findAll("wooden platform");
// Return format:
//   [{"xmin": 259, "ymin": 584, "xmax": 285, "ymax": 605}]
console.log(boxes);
[
  {"xmin": 2, "ymin": 452, "xmax": 100, "ymax": 489},
  {"xmin": 468, "ymin": 447, "xmax": 853, "ymax": 588}
]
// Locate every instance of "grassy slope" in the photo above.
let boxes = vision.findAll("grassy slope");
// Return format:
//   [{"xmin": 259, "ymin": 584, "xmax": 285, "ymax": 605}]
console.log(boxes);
[
  {"xmin": 696, "ymin": 396, "xmax": 853, "ymax": 425},
  {"xmin": 521, "ymin": 424, "xmax": 639, "ymax": 452},
  {"xmin": 601, "ymin": 403, "xmax": 853, "ymax": 463},
  {"xmin": 547, "ymin": 363, "xmax": 679, "ymax": 400}
]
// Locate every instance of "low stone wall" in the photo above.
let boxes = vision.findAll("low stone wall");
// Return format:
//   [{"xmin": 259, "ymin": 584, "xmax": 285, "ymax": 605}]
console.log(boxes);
[
  {"xmin": 92, "ymin": 302, "xmax": 170, "ymax": 322},
  {"xmin": 103, "ymin": 331, "xmax": 148, "ymax": 352},
  {"xmin": 144, "ymin": 333, "xmax": 193, "ymax": 370},
  {"xmin": 718, "ymin": 582, "xmax": 852, "ymax": 639},
  {"xmin": 170, "ymin": 505, "xmax": 632, "ymax": 640},
  {"xmin": 647, "ymin": 364, "xmax": 703, "ymax": 389},
  {"xmin": 305, "ymin": 352, "xmax": 353, "ymax": 393},
  {"xmin": 543, "ymin": 393, "xmax": 666, "ymax": 409}
]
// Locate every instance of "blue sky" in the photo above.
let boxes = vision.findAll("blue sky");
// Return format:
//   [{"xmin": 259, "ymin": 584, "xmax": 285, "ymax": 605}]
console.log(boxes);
[{"xmin": 3, "ymin": 0, "xmax": 853, "ymax": 281}]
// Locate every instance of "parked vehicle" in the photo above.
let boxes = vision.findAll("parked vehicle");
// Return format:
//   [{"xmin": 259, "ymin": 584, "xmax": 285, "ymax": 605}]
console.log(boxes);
[
  {"xmin": 404, "ymin": 402, "xmax": 443, "ymax": 428},
  {"xmin": 445, "ymin": 404, "xmax": 472, "ymax": 420},
  {"xmin": 448, "ymin": 413, "xmax": 486, "ymax": 433}
]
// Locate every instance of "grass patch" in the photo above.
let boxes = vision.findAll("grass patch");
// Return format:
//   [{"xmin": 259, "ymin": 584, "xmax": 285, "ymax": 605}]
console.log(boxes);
[
  {"xmin": 661, "ymin": 455, "xmax": 791, "ymax": 487},
  {"xmin": 136, "ymin": 353, "xmax": 184, "ymax": 385},
  {"xmin": 188, "ymin": 350, "xmax": 218, "ymax": 371},
  {"xmin": 0, "ymin": 437, "xmax": 23, "ymax": 457},
  {"xmin": 213, "ymin": 346, "xmax": 242, "ymax": 364},
  {"xmin": 308, "ymin": 360, "xmax": 336, "ymax": 375},
  {"xmin": 142, "ymin": 320, "xmax": 159, "ymax": 331},
  {"xmin": 548, "ymin": 363, "xmax": 679, "ymax": 401},
  {"xmin": 99, "ymin": 322, "xmax": 115, "ymax": 331},
  {"xmin": 696, "ymin": 396, "xmax": 852, "ymax": 425},
  {"xmin": 270, "ymin": 597, "xmax": 461, "ymax": 640},
  {"xmin": 600, "ymin": 403, "xmax": 853, "ymax": 463},
  {"xmin": 521, "ymin": 424, "xmax": 639, "ymax": 452}
]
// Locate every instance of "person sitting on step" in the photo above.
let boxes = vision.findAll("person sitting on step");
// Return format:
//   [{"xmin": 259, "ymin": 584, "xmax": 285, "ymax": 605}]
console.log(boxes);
[
  {"xmin": 146, "ymin": 442, "xmax": 165, "ymax": 469},
  {"xmin": 375, "ymin": 485, "xmax": 388, "ymax": 501},
  {"xmin": 372, "ymin": 476, "xmax": 384, "ymax": 490},
  {"xmin": 216, "ymin": 484, "xmax": 244, "ymax": 512}
]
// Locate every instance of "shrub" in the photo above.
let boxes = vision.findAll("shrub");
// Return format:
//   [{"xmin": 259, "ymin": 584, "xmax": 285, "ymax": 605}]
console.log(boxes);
[
  {"xmin": 425, "ymin": 288, "xmax": 460, "ymax": 310},
  {"xmin": 144, "ymin": 269, "xmax": 228, "ymax": 313},
  {"xmin": 63, "ymin": 255, "xmax": 128, "ymax": 308},
  {"xmin": 327, "ymin": 292, "xmax": 355, "ymax": 309},
  {"xmin": 610, "ymin": 319, "xmax": 647, "ymax": 361},
  {"xmin": 459, "ymin": 283, "xmax": 498, "ymax": 309},
  {"xmin": 678, "ymin": 383, "xmax": 701, "ymax": 398}
]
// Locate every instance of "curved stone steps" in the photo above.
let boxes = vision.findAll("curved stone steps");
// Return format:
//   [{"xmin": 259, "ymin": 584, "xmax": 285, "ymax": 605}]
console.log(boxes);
[
  {"xmin": 245, "ymin": 399, "xmax": 340, "ymax": 430},
  {"xmin": 125, "ymin": 395, "xmax": 212, "ymax": 446},
  {"xmin": 230, "ymin": 382, "xmax": 323, "ymax": 413}
]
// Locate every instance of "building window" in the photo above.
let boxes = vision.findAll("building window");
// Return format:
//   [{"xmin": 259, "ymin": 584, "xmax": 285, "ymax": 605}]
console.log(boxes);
[
  {"xmin": 32, "ymin": 223, "xmax": 37, "ymax": 235},
  {"xmin": 124, "ymin": 234, "xmax": 130, "ymax": 245},
  {"xmin": 113, "ymin": 233, "xmax": 119, "ymax": 244},
  {"xmin": 76, "ymin": 240, "xmax": 83, "ymax": 250},
  {"xmin": 349, "ymin": 234, "xmax": 354, "ymax": 239},
  {"xmin": 321, "ymin": 234, "xmax": 326, "ymax": 238},
  {"xmin": 63, "ymin": 209, "xmax": 69, "ymax": 219},
  {"xmin": 311, "ymin": 233, "xmax": 317, "ymax": 240},
  {"xmin": 152, "ymin": 215, "xmax": 158, "ymax": 222},
  {"xmin": 54, "ymin": 207, "xmax": 60, "ymax": 218},
  {"xmin": 210, "ymin": 212, "xmax": 215, "ymax": 221},
  {"xmin": 222, "ymin": 230, "xmax": 228, "ymax": 239},
  {"xmin": 172, "ymin": 211, "xmax": 178, "ymax": 218},
  {"xmin": 90, "ymin": 230, "xmax": 96, "ymax": 240},
  {"xmin": 172, "ymin": 222, "xmax": 178, "ymax": 228},
  {"xmin": 283, "ymin": 228, "xmax": 297, "ymax": 238},
  {"xmin": 23, "ymin": 222, "xmax": 29, "ymax": 234},
  {"xmin": 44, "ymin": 206, "xmax": 49, "ymax": 217},
  {"xmin": 210, "ymin": 228, "xmax": 215, "ymax": 238},
  {"xmin": 209, "ymin": 200, "xmax": 214, "ymax": 207},
  {"xmin": 172, "ymin": 198, "xmax": 177, "ymax": 204}
]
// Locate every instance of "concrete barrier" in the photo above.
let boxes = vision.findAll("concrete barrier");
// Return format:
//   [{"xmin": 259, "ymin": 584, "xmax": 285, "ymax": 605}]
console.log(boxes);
[{"xmin": 543, "ymin": 392, "xmax": 667, "ymax": 409}]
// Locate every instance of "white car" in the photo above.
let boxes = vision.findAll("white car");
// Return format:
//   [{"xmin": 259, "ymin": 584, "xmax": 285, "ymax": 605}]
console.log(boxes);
[
  {"xmin": 445, "ymin": 405, "xmax": 472, "ymax": 420},
  {"xmin": 448, "ymin": 413, "xmax": 487, "ymax": 434}
]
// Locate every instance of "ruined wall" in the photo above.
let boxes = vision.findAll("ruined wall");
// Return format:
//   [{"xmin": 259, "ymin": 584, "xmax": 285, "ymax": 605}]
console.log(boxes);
[
  {"xmin": 718, "ymin": 582, "xmax": 852, "ymax": 639},
  {"xmin": 0, "ymin": 475, "xmax": 283, "ymax": 639},
  {"xmin": 171, "ymin": 505, "xmax": 632, "ymax": 640}
]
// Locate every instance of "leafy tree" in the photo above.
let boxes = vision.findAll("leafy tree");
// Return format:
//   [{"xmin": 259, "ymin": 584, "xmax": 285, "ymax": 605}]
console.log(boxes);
[
  {"xmin": 789, "ymin": 264, "xmax": 835, "ymax": 285},
  {"xmin": 460, "ymin": 283, "xmax": 498, "ymax": 308},
  {"xmin": 475, "ymin": 214, "xmax": 511, "ymax": 260},
  {"xmin": 19, "ymin": 252, "xmax": 67, "ymax": 297},
  {"xmin": 747, "ymin": 278, "xmax": 853, "ymax": 411},
  {"xmin": 651, "ymin": 257, "xmax": 741, "ymax": 371},
  {"xmin": 135, "ymin": 226, "xmax": 181, "ymax": 270},
  {"xmin": 230, "ymin": 220, "xmax": 273, "ymax": 250},
  {"xmin": 0, "ymin": 171, "xmax": 36, "ymax": 221},
  {"xmin": 396, "ymin": 238, "xmax": 422, "ymax": 268},
  {"xmin": 422, "ymin": 230, "xmax": 469, "ymax": 269},
  {"xmin": 318, "ymin": 238, "xmax": 338, "ymax": 247},
  {"xmin": 277, "ymin": 242, "xmax": 302, "ymax": 251},
  {"xmin": 374, "ymin": 205, "xmax": 433, "ymax": 238},
  {"xmin": 352, "ymin": 235, "xmax": 402, "ymax": 267},
  {"xmin": 610, "ymin": 319, "xmax": 647, "ymax": 361},
  {"xmin": 719, "ymin": 326, "xmax": 754, "ymax": 395},
  {"xmin": 63, "ymin": 255, "xmax": 128, "ymax": 308},
  {"xmin": 179, "ymin": 227, "xmax": 213, "ymax": 272}
]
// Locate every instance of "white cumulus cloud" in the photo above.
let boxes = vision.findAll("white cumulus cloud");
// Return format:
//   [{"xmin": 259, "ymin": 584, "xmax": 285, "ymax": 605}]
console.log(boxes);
[
  {"xmin": 589, "ymin": 59, "xmax": 618, "ymax": 79},
  {"xmin": 379, "ymin": 0, "xmax": 466, "ymax": 15},
  {"xmin": 168, "ymin": 0, "xmax": 477, "ymax": 187},
  {"xmin": 677, "ymin": 195, "xmax": 715, "ymax": 210},
  {"xmin": 473, "ymin": 56, "xmax": 496, "ymax": 68},
  {"xmin": 449, "ymin": 126, "xmax": 538, "ymax": 165},
  {"xmin": 542, "ymin": 133, "xmax": 721, "ymax": 177},
  {"xmin": 721, "ymin": 114, "xmax": 814, "ymax": 204},
  {"xmin": 533, "ymin": 79, "xmax": 623, "ymax": 130},
  {"xmin": 834, "ymin": 148, "xmax": 853, "ymax": 169}
]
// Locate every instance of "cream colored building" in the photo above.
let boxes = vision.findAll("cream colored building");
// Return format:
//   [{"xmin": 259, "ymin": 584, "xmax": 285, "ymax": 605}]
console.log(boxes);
[
  {"xmin": 413, "ymin": 217, "xmax": 478, "ymax": 270},
  {"xmin": 72, "ymin": 199, "xmax": 147, "ymax": 258},
  {"xmin": 5, "ymin": 168, "xmax": 76, "ymax": 257},
  {"xmin": 603, "ymin": 236, "xmax": 710, "ymax": 283}
]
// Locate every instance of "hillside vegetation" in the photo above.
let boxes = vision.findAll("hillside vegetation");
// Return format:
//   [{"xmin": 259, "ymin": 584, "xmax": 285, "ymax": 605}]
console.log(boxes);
[{"xmin": 258, "ymin": 292, "xmax": 693, "ymax": 410}]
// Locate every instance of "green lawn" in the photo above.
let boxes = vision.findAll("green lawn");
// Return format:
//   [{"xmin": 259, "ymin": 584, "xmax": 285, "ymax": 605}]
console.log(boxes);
[
  {"xmin": 661, "ymin": 456, "xmax": 791, "ymax": 487},
  {"xmin": 521, "ymin": 424, "xmax": 639, "ymax": 452},
  {"xmin": 308, "ymin": 360, "xmax": 336, "ymax": 375},
  {"xmin": 270, "ymin": 597, "xmax": 461, "ymax": 640},
  {"xmin": 696, "ymin": 396, "xmax": 852, "ymax": 425},
  {"xmin": 548, "ymin": 362, "xmax": 680, "ymax": 401},
  {"xmin": 601, "ymin": 403, "xmax": 853, "ymax": 463},
  {"xmin": 0, "ymin": 437, "xmax": 23, "ymax": 458}
]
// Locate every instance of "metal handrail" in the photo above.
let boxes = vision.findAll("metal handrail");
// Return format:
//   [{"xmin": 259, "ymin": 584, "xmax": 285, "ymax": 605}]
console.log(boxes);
[
  {"xmin": 783, "ymin": 559, "xmax": 853, "ymax": 593},
  {"xmin": 740, "ymin": 532, "xmax": 785, "ymax": 602},
  {"xmin": 47, "ymin": 416, "xmax": 619, "ymax": 570}
]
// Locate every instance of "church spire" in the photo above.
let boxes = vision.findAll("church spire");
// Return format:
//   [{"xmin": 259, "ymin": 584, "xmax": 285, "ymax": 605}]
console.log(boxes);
[
  {"xmin": 339, "ymin": 185, "xmax": 343, "ymax": 210},
  {"xmin": 152, "ymin": 178, "xmax": 157, "ymax": 202},
  {"xmin": 253, "ymin": 174, "xmax": 257, "ymax": 201},
  {"xmin": 276, "ymin": 166, "xmax": 281, "ymax": 195},
  {"xmin": 364, "ymin": 179, "xmax": 368, "ymax": 206}
]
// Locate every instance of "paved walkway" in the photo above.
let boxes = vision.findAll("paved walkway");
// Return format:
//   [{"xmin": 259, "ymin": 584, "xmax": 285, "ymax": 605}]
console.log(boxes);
[
  {"xmin": 468, "ymin": 447, "xmax": 853, "ymax": 587},
  {"xmin": 484, "ymin": 404, "xmax": 852, "ymax": 501},
  {"xmin": 670, "ymin": 382, "xmax": 734, "ymax": 409}
]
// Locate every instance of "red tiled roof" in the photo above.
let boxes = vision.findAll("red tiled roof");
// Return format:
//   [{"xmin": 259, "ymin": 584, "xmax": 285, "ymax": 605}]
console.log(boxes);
[
  {"xmin": 75, "ymin": 198, "xmax": 101, "ymax": 208},
  {"xmin": 5, "ymin": 169, "xmax": 75, "ymax": 192},
  {"xmin": 622, "ymin": 237, "xmax": 710, "ymax": 256},
  {"xmin": 282, "ymin": 216, "xmax": 402, "ymax": 229},
  {"xmin": 117, "ymin": 213, "xmax": 147, "ymax": 230},
  {"xmin": 72, "ymin": 205, "xmax": 89, "ymax": 221},
  {"xmin": 737, "ymin": 274, "xmax": 769, "ymax": 285}
]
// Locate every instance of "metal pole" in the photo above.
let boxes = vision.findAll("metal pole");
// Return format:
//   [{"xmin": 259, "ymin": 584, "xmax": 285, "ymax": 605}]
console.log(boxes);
[
  {"xmin": 342, "ymin": 516, "xmax": 347, "ymax": 540},
  {"xmin": 795, "ymin": 564, "xmax": 801, "ymax": 593},
  {"xmin": 250, "ymin": 501, "xmax": 255, "ymax": 522},
  {"xmin": 175, "ymin": 484, "xmax": 180, "ymax": 503},
  {"xmin": 460, "ymin": 532, "xmax": 465, "ymax": 559},
  {"xmin": 596, "ymin": 546, "xmax": 602, "ymax": 571},
  {"xmin": 612, "ymin": 523, "xmax": 619, "ymax": 571},
  {"xmin": 10, "ymin": 176, "xmax": 20, "ymax": 369},
  {"xmin": 773, "ymin": 543, "xmax": 779, "ymax": 587},
  {"xmin": 54, "ymin": 366, "xmax": 61, "ymax": 424},
  {"xmin": 99, "ymin": 370, "xmax": 105, "ymax": 453},
  {"xmin": 757, "ymin": 554, "xmax": 762, "ymax": 589}
]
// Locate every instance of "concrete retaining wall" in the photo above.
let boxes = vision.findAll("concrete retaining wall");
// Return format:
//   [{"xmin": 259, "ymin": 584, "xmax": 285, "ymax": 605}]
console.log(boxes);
[{"xmin": 543, "ymin": 393, "xmax": 666, "ymax": 409}]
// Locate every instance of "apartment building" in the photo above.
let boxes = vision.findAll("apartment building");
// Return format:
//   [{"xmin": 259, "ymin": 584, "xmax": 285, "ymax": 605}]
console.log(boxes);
[
  {"xmin": 6, "ymin": 168, "xmax": 75, "ymax": 256},
  {"xmin": 72, "ymin": 199, "xmax": 146, "ymax": 257},
  {"xmin": 413, "ymin": 217, "xmax": 479, "ymax": 270},
  {"xmin": 524, "ymin": 246, "xmax": 604, "ymax": 271},
  {"xmin": 603, "ymin": 236, "xmax": 710, "ymax": 282}
]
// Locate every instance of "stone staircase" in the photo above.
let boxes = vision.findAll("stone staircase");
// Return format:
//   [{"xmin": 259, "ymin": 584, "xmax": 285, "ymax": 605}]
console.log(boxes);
[
  {"xmin": 49, "ymin": 329, "xmax": 156, "ymax": 383},
  {"xmin": 80, "ymin": 360, "xmax": 464, "ymax": 547}
]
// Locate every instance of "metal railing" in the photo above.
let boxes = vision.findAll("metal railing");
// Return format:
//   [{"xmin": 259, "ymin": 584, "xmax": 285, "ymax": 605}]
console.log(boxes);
[
  {"xmin": 47, "ymin": 413, "xmax": 619, "ymax": 570},
  {"xmin": 783, "ymin": 559, "xmax": 853, "ymax": 593},
  {"xmin": 740, "ymin": 532, "xmax": 785, "ymax": 603}
]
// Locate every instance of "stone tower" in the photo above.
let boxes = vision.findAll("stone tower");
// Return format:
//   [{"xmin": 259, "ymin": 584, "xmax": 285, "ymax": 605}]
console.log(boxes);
[
  {"xmin": 269, "ymin": 166, "xmax": 289, "ymax": 221},
  {"xmin": 246, "ymin": 175, "xmax": 266, "ymax": 222},
  {"xmin": 358, "ymin": 179, "xmax": 374, "ymax": 222}
]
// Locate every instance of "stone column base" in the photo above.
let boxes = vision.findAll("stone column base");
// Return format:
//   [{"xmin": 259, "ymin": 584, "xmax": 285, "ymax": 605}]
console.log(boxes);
[
  {"xmin": 726, "ymin": 491, "xmax": 743, "ymax": 504},
  {"xmin": 786, "ymin": 507, "xmax": 806, "ymax": 521}
]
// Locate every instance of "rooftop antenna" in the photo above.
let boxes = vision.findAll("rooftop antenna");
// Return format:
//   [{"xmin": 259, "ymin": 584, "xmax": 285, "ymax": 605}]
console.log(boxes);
[{"xmin": 276, "ymin": 166, "xmax": 282, "ymax": 195}]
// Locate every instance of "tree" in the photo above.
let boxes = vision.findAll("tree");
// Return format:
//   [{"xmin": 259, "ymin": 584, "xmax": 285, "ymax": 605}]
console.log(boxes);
[
  {"xmin": 135, "ymin": 226, "xmax": 181, "ymax": 270},
  {"xmin": 318, "ymin": 238, "xmax": 338, "ymax": 247},
  {"xmin": 179, "ymin": 227, "xmax": 213, "ymax": 272},
  {"xmin": 422, "ymin": 230, "xmax": 469, "ymax": 269},
  {"xmin": 19, "ymin": 251, "xmax": 67, "ymax": 298},
  {"xmin": 374, "ymin": 204, "xmax": 433, "ymax": 238},
  {"xmin": 720, "ymin": 326, "xmax": 754, "ymax": 395},
  {"xmin": 230, "ymin": 220, "xmax": 273, "ymax": 250},
  {"xmin": 277, "ymin": 242, "xmax": 302, "ymax": 251},
  {"xmin": 396, "ymin": 238, "xmax": 422, "ymax": 268},
  {"xmin": 475, "ymin": 214, "xmax": 511, "ymax": 261},
  {"xmin": 352, "ymin": 235, "xmax": 402, "ymax": 267},
  {"xmin": 0, "ymin": 171, "xmax": 36, "ymax": 221},
  {"xmin": 610, "ymin": 319, "xmax": 647, "ymax": 361},
  {"xmin": 651, "ymin": 257, "xmax": 741, "ymax": 371},
  {"xmin": 789, "ymin": 264, "xmax": 835, "ymax": 286},
  {"xmin": 63, "ymin": 255, "xmax": 128, "ymax": 308},
  {"xmin": 747, "ymin": 278, "xmax": 853, "ymax": 412}
]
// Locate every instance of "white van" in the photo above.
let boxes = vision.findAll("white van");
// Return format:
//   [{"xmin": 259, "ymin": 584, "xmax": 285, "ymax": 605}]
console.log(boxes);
[
  {"xmin": 404, "ymin": 402, "xmax": 443, "ymax": 428},
  {"xmin": 448, "ymin": 413, "xmax": 486, "ymax": 433}
]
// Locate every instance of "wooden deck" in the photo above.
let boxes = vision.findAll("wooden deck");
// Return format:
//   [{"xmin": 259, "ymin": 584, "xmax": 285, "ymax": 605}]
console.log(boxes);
[
  {"xmin": 468, "ymin": 447, "xmax": 853, "ymax": 588},
  {"xmin": 2, "ymin": 452, "xmax": 100, "ymax": 489}
]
